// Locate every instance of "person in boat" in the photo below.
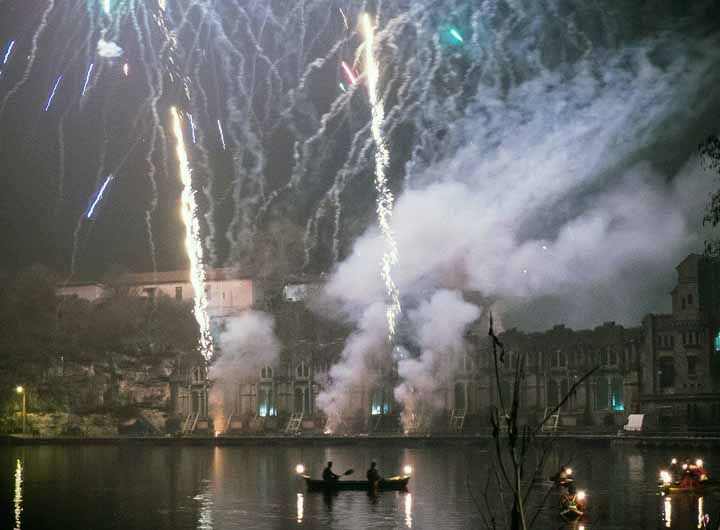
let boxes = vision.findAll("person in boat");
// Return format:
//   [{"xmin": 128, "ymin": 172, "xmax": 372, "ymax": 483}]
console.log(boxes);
[
  {"xmin": 551, "ymin": 464, "xmax": 572, "ymax": 486},
  {"xmin": 560, "ymin": 483, "xmax": 585, "ymax": 511},
  {"xmin": 323, "ymin": 461, "xmax": 340, "ymax": 483},
  {"xmin": 678, "ymin": 458, "xmax": 702, "ymax": 489},
  {"xmin": 367, "ymin": 462, "xmax": 382, "ymax": 489}
]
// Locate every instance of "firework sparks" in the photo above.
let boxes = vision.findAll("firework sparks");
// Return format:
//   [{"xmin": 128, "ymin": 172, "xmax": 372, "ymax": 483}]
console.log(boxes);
[
  {"xmin": 123, "ymin": 63, "xmax": 129, "ymax": 76},
  {"xmin": 187, "ymin": 112, "xmax": 196, "ymax": 144},
  {"xmin": 86, "ymin": 175, "xmax": 114, "ymax": 218},
  {"xmin": 362, "ymin": 13, "xmax": 401, "ymax": 342},
  {"xmin": 217, "ymin": 119, "xmax": 226, "ymax": 150},
  {"xmin": 44, "ymin": 75, "xmax": 62, "ymax": 112},
  {"xmin": 102, "ymin": 0, "xmax": 110, "ymax": 15},
  {"xmin": 339, "ymin": 8, "xmax": 349, "ymax": 30},
  {"xmin": 3, "ymin": 40, "xmax": 15, "ymax": 64},
  {"xmin": 171, "ymin": 107, "xmax": 214, "ymax": 362},
  {"xmin": 450, "ymin": 28, "xmax": 464, "ymax": 43},
  {"xmin": 81, "ymin": 63, "xmax": 94, "ymax": 96},
  {"xmin": 341, "ymin": 61, "xmax": 357, "ymax": 85}
]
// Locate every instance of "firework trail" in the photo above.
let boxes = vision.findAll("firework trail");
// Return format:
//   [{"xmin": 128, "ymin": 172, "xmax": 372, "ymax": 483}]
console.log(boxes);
[
  {"xmin": 81, "ymin": 63, "xmax": 94, "ymax": 97},
  {"xmin": 44, "ymin": 75, "xmax": 63, "ymax": 112},
  {"xmin": 171, "ymin": 106, "xmax": 214, "ymax": 362},
  {"xmin": 0, "ymin": 0, "xmax": 55, "ymax": 118},
  {"xmin": 362, "ymin": 13, "xmax": 401, "ymax": 343},
  {"xmin": 2, "ymin": 40, "xmax": 14, "ymax": 64},
  {"xmin": 85, "ymin": 175, "xmax": 114, "ymax": 218},
  {"xmin": 217, "ymin": 119, "xmax": 226, "ymax": 150}
]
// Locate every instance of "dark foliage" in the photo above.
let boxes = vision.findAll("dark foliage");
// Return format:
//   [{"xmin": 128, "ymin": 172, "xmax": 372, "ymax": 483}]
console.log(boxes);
[{"xmin": 700, "ymin": 134, "xmax": 720, "ymax": 256}]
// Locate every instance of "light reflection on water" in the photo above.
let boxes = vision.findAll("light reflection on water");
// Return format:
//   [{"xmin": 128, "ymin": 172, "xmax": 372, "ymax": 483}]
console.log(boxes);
[
  {"xmin": 297, "ymin": 493, "xmax": 304, "ymax": 523},
  {"xmin": 1, "ymin": 444, "xmax": 719, "ymax": 529},
  {"xmin": 405, "ymin": 492, "xmax": 412, "ymax": 528},
  {"xmin": 13, "ymin": 458, "xmax": 22, "ymax": 530}
]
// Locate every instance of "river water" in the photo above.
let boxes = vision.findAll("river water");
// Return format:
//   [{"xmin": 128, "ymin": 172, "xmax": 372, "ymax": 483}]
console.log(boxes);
[{"xmin": 0, "ymin": 442, "xmax": 716, "ymax": 529}]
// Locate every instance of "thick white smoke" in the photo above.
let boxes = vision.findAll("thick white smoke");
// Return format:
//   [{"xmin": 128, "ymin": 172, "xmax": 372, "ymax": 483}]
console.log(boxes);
[
  {"xmin": 395, "ymin": 290, "xmax": 481, "ymax": 431},
  {"xmin": 96, "ymin": 39, "xmax": 123, "ymax": 59},
  {"xmin": 316, "ymin": 302, "xmax": 387, "ymax": 432},
  {"xmin": 208, "ymin": 311, "xmax": 280, "ymax": 431},
  {"xmin": 319, "ymin": 33, "xmax": 720, "ymax": 421}
]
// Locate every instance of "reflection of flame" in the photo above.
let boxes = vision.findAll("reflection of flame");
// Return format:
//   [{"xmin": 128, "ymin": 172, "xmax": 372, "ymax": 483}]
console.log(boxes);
[
  {"xmin": 404, "ymin": 493, "xmax": 412, "ymax": 528},
  {"xmin": 698, "ymin": 496, "xmax": 705, "ymax": 529},
  {"xmin": 664, "ymin": 496, "xmax": 672, "ymax": 528},
  {"xmin": 297, "ymin": 493, "xmax": 304, "ymax": 523},
  {"xmin": 14, "ymin": 458, "xmax": 22, "ymax": 530}
]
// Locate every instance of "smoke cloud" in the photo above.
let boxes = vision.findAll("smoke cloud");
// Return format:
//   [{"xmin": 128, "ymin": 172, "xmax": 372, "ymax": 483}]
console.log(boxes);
[
  {"xmin": 208, "ymin": 310, "xmax": 280, "ymax": 431},
  {"xmin": 395, "ymin": 290, "xmax": 481, "ymax": 431},
  {"xmin": 96, "ymin": 39, "xmax": 123, "ymax": 59},
  {"xmin": 318, "ymin": 24, "xmax": 720, "ymax": 421}
]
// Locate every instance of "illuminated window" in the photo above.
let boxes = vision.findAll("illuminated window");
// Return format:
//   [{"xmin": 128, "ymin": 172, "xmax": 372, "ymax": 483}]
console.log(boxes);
[
  {"xmin": 715, "ymin": 332, "xmax": 720, "ymax": 352},
  {"xmin": 260, "ymin": 366, "xmax": 273, "ymax": 380},
  {"xmin": 611, "ymin": 377, "xmax": 624, "ymax": 411},
  {"xmin": 258, "ymin": 385, "xmax": 276, "ymax": 417},
  {"xmin": 371, "ymin": 388, "xmax": 391, "ymax": 415}
]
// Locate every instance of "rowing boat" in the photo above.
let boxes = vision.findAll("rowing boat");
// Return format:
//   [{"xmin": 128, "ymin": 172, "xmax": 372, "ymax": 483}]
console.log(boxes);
[
  {"xmin": 301, "ymin": 475, "xmax": 410, "ymax": 492},
  {"xmin": 659, "ymin": 479, "xmax": 720, "ymax": 494}
]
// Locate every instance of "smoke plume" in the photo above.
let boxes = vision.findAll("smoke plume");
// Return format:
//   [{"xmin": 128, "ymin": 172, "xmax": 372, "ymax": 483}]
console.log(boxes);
[
  {"xmin": 318, "ymin": 21, "xmax": 720, "ymax": 422},
  {"xmin": 395, "ymin": 290, "xmax": 481, "ymax": 431},
  {"xmin": 208, "ymin": 310, "xmax": 280, "ymax": 432}
]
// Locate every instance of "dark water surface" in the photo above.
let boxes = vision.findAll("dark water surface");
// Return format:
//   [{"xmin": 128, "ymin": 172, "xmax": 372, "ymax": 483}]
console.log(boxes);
[{"xmin": 0, "ymin": 442, "xmax": 717, "ymax": 529}]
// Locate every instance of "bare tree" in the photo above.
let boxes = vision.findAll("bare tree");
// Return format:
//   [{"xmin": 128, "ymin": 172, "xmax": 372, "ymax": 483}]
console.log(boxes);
[{"xmin": 473, "ymin": 314, "xmax": 598, "ymax": 530}]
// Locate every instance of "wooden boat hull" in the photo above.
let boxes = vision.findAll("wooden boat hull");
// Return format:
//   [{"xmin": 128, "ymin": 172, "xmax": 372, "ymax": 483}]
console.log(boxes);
[
  {"xmin": 302, "ymin": 475, "xmax": 410, "ymax": 492},
  {"xmin": 660, "ymin": 480, "xmax": 720, "ymax": 495},
  {"xmin": 560, "ymin": 506, "xmax": 584, "ymax": 522}
]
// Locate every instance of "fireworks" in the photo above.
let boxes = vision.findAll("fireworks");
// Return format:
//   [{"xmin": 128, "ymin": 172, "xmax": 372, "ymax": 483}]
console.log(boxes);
[
  {"xmin": 170, "ymin": 107, "xmax": 214, "ymax": 362},
  {"xmin": 123, "ymin": 63, "xmax": 129, "ymax": 76},
  {"xmin": 86, "ymin": 175, "xmax": 114, "ymax": 218},
  {"xmin": 102, "ymin": 0, "xmax": 110, "ymax": 15},
  {"xmin": 44, "ymin": 75, "xmax": 62, "ymax": 112},
  {"xmin": 187, "ymin": 112, "xmax": 197, "ymax": 144},
  {"xmin": 450, "ymin": 28, "xmax": 464, "ymax": 43},
  {"xmin": 362, "ymin": 12, "xmax": 402, "ymax": 342},
  {"xmin": 2, "ymin": 40, "xmax": 14, "ymax": 65},
  {"xmin": 341, "ymin": 61, "xmax": 357, "ymax": 85},
  {"xmin": 81, "ymin": 63, "xmax": 94, "ymax": 97},
  {"xmin": 217, "ymin": 119, "xmax": 226, "ymax": 150}
]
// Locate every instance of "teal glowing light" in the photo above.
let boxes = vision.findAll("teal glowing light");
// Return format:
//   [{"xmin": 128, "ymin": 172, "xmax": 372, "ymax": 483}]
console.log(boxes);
[
  {"xmin": 450, "ymin": 28, "xmax": 464, "ymax": 43},
  {"xmin": 611, "ymin": 394, "xmax": 624, "ymax": 412},
  {"xmin": 715, "ymin": 331, "xmax": 720, "ymax": 352}
]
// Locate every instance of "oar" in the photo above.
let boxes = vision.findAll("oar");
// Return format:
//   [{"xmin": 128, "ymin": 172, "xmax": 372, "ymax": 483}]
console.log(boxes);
[{"xmin": 343, "ymin": 469, "xmax": 354, "ymax": 476}]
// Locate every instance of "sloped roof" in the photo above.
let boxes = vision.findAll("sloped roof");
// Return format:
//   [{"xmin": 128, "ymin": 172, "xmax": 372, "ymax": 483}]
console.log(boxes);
[{"xmin": 116, "ymin": 268, "xmax": 251, "ymax": 285}]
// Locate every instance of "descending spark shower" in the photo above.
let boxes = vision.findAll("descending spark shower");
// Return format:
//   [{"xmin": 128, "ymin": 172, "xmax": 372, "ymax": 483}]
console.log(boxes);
[
  {"xmin": 171, "ymin": 106, "xmax": 213, "ymax": 362},
  {"xmin": 362, "ymin": 13, "xmax": 401, "ymax": 343}
]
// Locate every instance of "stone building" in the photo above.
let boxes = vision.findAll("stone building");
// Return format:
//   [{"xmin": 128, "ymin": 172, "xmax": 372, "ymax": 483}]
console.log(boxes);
[
  {"xmin": 481, "ymin": 322, "xmax": 643, "ymax": 429},
  {"xmin": 640, "ymin": 254, "xmax": 720, "ymax": 429}
]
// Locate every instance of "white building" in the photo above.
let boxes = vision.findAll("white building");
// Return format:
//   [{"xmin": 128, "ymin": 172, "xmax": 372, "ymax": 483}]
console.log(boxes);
[{"xmin": 58, "ymin": 268, "xmax": 260, "ymax": 317}]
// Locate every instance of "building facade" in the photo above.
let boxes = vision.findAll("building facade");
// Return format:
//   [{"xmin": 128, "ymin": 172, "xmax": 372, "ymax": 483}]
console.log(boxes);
[{"xmin": 639, "ymin": 254, "xmax": 720, "ymax": 429}]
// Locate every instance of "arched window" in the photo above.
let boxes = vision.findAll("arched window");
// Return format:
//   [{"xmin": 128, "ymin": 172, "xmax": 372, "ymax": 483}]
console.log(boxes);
[
  {"xmin": 296, "ymin": 362, "xmax": 309, "ymax": 378},
  {"xmin": 260, "ymin": 366, "xmax": 273, "ymax": 380}
]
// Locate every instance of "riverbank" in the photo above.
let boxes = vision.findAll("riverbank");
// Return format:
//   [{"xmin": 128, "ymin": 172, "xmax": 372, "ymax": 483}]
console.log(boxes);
[{"xmin": 4, "ymin": 431, "xmax": 720, "ymax": 447}]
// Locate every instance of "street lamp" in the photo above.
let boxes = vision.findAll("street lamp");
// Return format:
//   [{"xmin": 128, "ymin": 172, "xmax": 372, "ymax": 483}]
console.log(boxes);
[{"xmin": 15, "ymin": 386, "xmax": 25, "ymax": 434}]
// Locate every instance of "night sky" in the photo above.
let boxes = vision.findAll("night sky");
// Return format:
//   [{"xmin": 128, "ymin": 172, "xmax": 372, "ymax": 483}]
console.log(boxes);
[{"xmin": 1, "ymin": 1, "xmax": 720, "ymax": 329}]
